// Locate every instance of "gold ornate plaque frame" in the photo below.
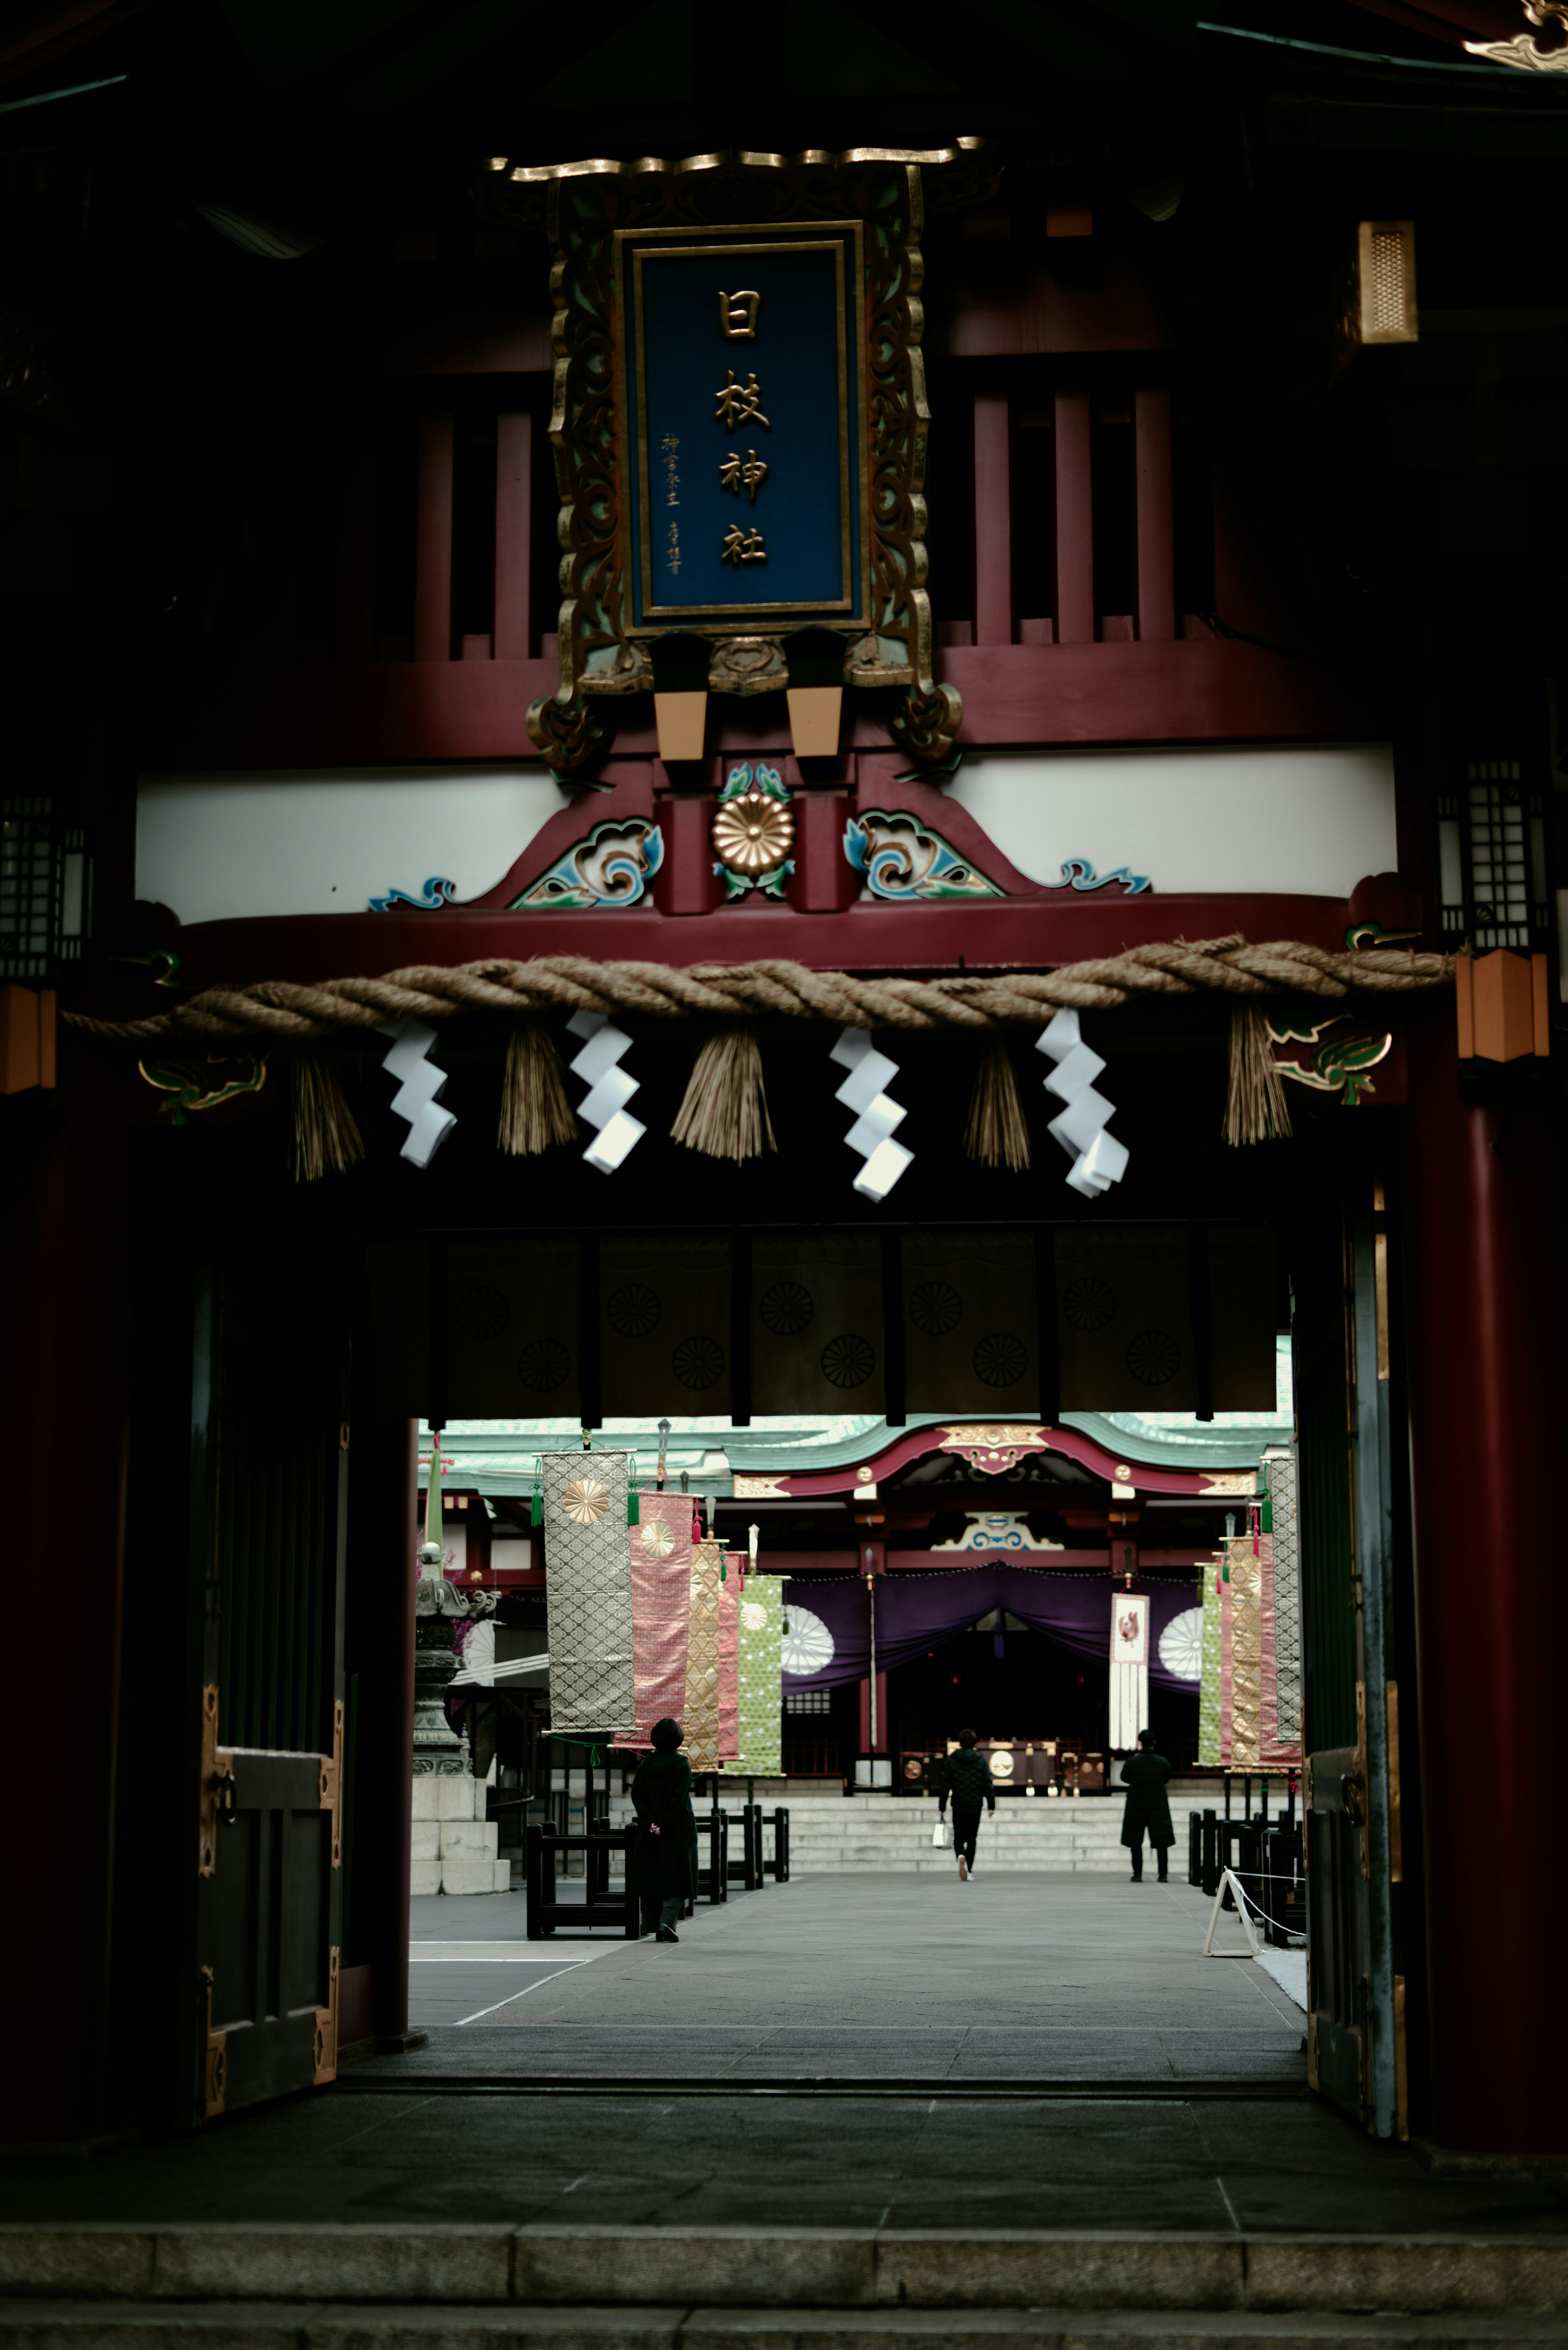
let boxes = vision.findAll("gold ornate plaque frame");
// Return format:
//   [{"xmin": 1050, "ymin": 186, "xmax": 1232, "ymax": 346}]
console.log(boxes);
[{"xmin": 477, "ymin": 144, "xmax": 988, "ymax": 774}]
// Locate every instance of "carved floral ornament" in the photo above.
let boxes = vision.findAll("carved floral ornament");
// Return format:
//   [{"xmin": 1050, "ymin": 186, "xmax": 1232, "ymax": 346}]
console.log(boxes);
[
  {"xmin": 845, "ymin": 811, "xmax": 1000, "ymax": 902},
  {"xmin": 1464, "ymin": 0, "xmax": 1568, "ymax": 68},
  {"xmin": 939, "ymin": 1423, "xmax": 1052, "ymax": 1476}
]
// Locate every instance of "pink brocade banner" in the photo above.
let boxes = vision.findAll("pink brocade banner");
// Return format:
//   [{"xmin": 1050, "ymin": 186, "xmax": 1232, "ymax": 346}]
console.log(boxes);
[
  {"xmin": 613, "ymin": 1492, "xmax": 694, "ymax": 1750},
  {"xmin": 716, "ymin": 1557, "xmax": 739, "ymax": 1761}
]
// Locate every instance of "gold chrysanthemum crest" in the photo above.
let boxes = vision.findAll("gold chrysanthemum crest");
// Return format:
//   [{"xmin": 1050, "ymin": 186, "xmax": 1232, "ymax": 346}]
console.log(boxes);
[
  {"xmin": 562, "ymin": 1477, "xmax": 610, "ymax": 1525},
  {"xmin": 711, "ymin": 762, "xmax": 795, "ymax": 900}
]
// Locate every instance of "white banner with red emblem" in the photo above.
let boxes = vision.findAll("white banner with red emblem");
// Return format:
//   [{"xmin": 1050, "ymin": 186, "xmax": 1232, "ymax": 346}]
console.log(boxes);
[{"xmin": 1109, "ymin": 1592, "xmax": 1150, "ymax": 1749}]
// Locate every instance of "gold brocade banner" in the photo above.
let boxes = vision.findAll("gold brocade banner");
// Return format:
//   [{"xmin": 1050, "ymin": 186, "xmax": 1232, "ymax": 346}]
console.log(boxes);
[
  {"xmin": 1227, "ymin": 1534, "xmax": 1263, "ymax": 1768},
  {"xmin": 683, "ymin": 1538, "xmax": 726, "ymax": 1773}
]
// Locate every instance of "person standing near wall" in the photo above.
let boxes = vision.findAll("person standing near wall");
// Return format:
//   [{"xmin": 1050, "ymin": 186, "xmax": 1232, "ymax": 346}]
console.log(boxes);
[
  {"xmin": 938, "ymin": 1728, "xmax": 995, "ymax": 1883},
  {"xmin": 1120, "ymin": 1728, "xmax": 1174, "ymax": 1883}
]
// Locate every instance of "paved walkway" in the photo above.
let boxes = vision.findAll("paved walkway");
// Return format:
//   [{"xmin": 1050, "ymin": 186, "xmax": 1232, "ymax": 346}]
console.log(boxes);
[
  {"xmin": 401, "ymin": 1873, "xmax": 1303, "ymax": 2078},
  {"xmin": 7, "ymin": 1886, "xmax": 1564, "ymax": 2239}
]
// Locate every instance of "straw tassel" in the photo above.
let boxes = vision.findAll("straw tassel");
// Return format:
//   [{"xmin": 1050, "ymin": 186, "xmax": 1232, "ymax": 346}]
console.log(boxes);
[
  {"xmin": 964, "ymin": 1036, "xmax": 1032, "ymax": 1172},
  {"xmin": 670, "ymin": 1025, "xmax": 776, "ymax": 1162},
  {"xmin": 498, "ymin": 1019, "xmax": 579, "ymax": 1155},
  {"xmin": 290, "ymin": 1052, "xmax": 365, "ymax": 1182},
  {"xmin": 1222, "ymin": 1004, "xmax": 1293, "ymax": 1145}
]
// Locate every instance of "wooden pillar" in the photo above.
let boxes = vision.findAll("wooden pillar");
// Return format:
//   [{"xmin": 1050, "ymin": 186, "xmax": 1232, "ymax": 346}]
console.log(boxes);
[
  {"xmin": 1134, "ymin": 388, "xmax": 1175, "ymax": 641},
  {"xmin": 493, "ymin": 411, "xmax": 532, "ymax": 661},
  {"xmin": 1402, "ymin": 1012, "xmax": 1568, "ymax": 2153},
  {"xmin": 4, "ymin": 1054, "xmax": 129, "ymax": 2142},
  {"xmin": 973, "ymin": 391, "xmax": 1013, "ymax": 647},
  {"xmin": 414, "ymin": 415, "xmax": 454, "ymax": 662},
  {"xmin": 1054, "ymin": 391, "xmax": 1094, "ymax": 644}
]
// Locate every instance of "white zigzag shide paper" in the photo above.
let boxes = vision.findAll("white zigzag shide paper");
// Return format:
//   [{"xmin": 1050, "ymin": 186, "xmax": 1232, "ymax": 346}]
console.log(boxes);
[
  {"xmin": 566, "ymin": 1007, "xmax": 646, "ymax": 1173},
  {"xmin": 1036, "ymin": 1007, "xmax": 1130, "ymax": 1199},
  {"xmin": 378, "ymin": 1018, "xmax": 457, "ymax": 1167},
  {"xmin": 830, "ymin": 1026, "xmax": 911, "ymax": 1200}
]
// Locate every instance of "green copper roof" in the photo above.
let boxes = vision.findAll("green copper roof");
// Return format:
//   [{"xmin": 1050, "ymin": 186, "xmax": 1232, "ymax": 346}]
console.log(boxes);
[{"xmin": 421, "ymin": 1344, "xmax": 1293, "ymax": 1492}]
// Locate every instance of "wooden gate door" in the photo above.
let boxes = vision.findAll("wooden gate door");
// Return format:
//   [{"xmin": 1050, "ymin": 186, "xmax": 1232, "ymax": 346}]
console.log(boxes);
[
  {"xmin": 1298, "ymin": 1188, "xmax": 1407, "ymax": 2139},
  {"xmin": 192, "ymin": 1260, "xmax": 349, "ymax": 2123}
]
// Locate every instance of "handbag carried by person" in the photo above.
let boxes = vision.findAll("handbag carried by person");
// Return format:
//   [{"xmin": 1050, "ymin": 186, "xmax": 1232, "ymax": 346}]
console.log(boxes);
[{"xmin": 931, "ymin": 1819, "xmax": 950, "ymax": 1848}]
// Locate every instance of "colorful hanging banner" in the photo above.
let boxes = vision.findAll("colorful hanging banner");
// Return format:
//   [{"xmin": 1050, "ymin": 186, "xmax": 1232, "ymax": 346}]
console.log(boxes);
[
  {"xmin": 1108, "ymin": 1591, "xmax": 1149, "ymax": 1748},
  {"xmin": 683, "ymin": 1536, "xmax": 726, "ymax": 1771},
  {"xmin": 614, "ymin": 1489, "xmax": 694, "ymax": 1752},
  {"xmin": 715, "ymin": 1551, "xmax": 740, "ymax": 1765},
  {"xmin": 729, "ymin": 1571, "xmax": 784, "ymax": 1775},
  {"xmin": 1197, "ymin": 1566, "xmax": 1224, "ymax": 1766},
  {"xmin": 541, "ymin": 1449, "xmax": 636, "ymax": 1734}
]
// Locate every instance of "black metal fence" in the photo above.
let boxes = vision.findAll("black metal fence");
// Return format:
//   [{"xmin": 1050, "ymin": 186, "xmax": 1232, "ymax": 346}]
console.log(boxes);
[
  {"xmin": 525, "ymin": 1824, "xmax": 638, "ymax": 1939},
  {"xmin": 525, "ymin": 1806, "xmax": 791, "ymax": 1937},
  {"xmin": 1187, "ymin": 1773, "xmax": 1304, "ymax": 1946}
]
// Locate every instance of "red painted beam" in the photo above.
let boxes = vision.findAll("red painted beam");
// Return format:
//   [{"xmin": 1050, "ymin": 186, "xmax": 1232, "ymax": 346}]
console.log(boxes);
[
  {"xmin": 168, "ymin": 885, "xmax": 1411, "ymax": 989},
  {"xmin": 940, "ymin": 639, "xmax": 1371, "ymax": 746},
  {"xmin": 145, "ymin": 635, "xmax": 1373, "ymax": 770},
  {"xmin": 941, "ymin": 259, "xmax": 1171, "ymax": 359}
]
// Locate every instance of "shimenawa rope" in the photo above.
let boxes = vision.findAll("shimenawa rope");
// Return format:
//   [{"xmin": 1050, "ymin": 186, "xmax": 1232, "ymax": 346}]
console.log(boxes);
[{"xmin": 63, "ymin": 938, "xmax": 1452, "ymax": 1046}]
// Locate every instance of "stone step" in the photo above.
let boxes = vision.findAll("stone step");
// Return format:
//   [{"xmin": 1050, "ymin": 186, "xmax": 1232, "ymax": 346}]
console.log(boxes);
[
  {"xmin": 2, "ymin": 2224, "xmax": 1565, "ymax": 2325},
  {"xmin": 6, "ymin": 2305, "xmax": 1566, "ymax": 2346}
]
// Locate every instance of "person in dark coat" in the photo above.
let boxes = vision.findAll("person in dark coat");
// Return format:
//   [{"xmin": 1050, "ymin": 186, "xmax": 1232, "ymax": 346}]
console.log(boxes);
[
  {"xmin": 628, "ymin": 1717, "xmax": 697, "ymax": 1941},
  {"xmin": 937, "ymin": 1728, "xmax": 995, "ymax": 1883},
  {"xmin": 1120, "ymin": 1729, "xmax": 1174, "ymax": 1882}
]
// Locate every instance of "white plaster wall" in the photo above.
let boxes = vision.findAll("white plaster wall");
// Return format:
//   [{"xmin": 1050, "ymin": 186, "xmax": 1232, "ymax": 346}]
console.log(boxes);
[
  {"xmin": 946, "ymin": 745, "xmax": 1398, "ymax": 899},
  {"xmin": 136, "ymin": 764, "xmax": 561, "ymax": 925}
]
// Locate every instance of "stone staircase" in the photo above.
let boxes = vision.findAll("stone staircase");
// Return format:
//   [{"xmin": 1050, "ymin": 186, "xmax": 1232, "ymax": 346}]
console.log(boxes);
[
  {"xmin": 770, "ymin": 1782, "xmax": 1223, "ymax": 1874},
  {"xmin": 5, "ymin": 2221, "xmax": 1566, "ymax": 2348}
]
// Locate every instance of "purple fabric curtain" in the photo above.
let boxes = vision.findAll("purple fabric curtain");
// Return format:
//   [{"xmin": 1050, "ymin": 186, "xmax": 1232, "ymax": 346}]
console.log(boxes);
[{"xmin": 781, "ymin": 1564, "xmax": 1200, "ymax": 1694}]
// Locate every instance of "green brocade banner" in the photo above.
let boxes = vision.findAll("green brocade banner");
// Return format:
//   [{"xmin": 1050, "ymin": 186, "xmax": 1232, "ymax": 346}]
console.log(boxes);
[{"xmin": 730, "ymin": 1572, "xmax": 783, "ymax": 1777}]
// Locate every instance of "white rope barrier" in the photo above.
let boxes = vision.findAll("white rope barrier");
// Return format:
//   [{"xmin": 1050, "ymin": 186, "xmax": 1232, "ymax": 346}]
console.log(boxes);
[{"xmin": 1201, "ymin": 1862, "xmax": 1306, "ymax": 1959}]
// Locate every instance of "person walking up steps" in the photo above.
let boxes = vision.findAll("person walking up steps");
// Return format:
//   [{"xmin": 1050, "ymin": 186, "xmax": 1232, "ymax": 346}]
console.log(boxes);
[
  {"xmin": 938, "ymin": 1728, "xmax": 995, "ymax": 1882},
  {"xmin": 1120, "ymin": 1728, "xmax": 1174, "ymax": 1882}
]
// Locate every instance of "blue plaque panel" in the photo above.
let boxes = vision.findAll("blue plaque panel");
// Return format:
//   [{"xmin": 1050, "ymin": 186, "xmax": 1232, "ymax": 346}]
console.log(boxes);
[{"xmin": 615, "ymin": 224, "xmax": 869, "ymax": 633}]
